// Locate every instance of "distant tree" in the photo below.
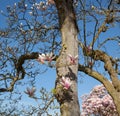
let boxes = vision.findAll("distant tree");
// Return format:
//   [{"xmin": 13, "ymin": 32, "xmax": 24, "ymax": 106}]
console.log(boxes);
[
  {"xmin": 0, "ymin": 0, "xmax": 120, "ymax": 115},
  {"xmin": 81, "ymin": 84, "xmax": 118, "ymax": 116}
]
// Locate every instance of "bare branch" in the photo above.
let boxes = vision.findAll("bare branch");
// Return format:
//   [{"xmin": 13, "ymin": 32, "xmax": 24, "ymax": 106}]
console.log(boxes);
[
  {"xmin": 78, "ymin": 64, "xmax": 115, "ymax": 92},
  {"xmin": 83, "ymin": 47, "xmax": 120, "ymax": 91},
  {"xmin": 0, "ymin": 52, "xmax": 39, "ymax": 92},
  {"xmin": 90, "ymin": 21, "xmax": 107, "ymax": 47},
  {"xmin": 98, "ymin": 37, "xmax": 120, "ymax": 48}
]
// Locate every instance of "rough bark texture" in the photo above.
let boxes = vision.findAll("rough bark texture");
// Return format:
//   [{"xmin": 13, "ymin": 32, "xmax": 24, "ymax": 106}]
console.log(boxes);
[{"xmin": 54, "ymin": 0, "xmax": 80, "ymax": 116}]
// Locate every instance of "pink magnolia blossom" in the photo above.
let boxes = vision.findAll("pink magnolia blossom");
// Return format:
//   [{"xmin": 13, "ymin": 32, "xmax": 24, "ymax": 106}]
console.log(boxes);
[
  {"xmin": 45, "ymin": 52, "xmax": 55, "ymax": 63},
  {"xmin": 37, "ymin": 52, "xmax": 55, "ymax": 64},
  {"xmin": 37, "ymin": 53, "xmax": 46, "ymax": 64},
  {"xmin": 60, "ymin": 76, "xmax": 72, "ymax": 90},
  {"xmin": 24, "ymin": 87, "xmax": 36, "ymax": 97},
  {"xmin": 67, "ymin": 54, "xmax": 78, "ymax": 65},
  {"xmin": 81, "ymin": 84, "xmax": 118, "ymax": 116}
]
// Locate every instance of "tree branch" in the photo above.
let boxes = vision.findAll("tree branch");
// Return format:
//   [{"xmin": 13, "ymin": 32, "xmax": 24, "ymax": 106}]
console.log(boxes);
[
  {"xmin": 90, "ymin": 21, "xmax": 107, "ymax": 47},
  {"xmin": 98, "ymin": 37, "xmax": 120, "ymax": 49},
  {"xmin": 78, "ymin": 64, "xmax": 116, "ymax": 93},
  {"xmin": 0, "ymin": 52, "xmax": 39, "ymax": 92},
  {"xmin": 83, "ymin": 47, "xmax": 120, "ymax": 91}
]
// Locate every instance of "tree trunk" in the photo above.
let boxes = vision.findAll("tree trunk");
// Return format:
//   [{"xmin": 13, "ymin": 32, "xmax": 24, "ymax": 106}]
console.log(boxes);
[{"xmin": 54, "ymin": 0, "xmax": 80, "ymax": 116}]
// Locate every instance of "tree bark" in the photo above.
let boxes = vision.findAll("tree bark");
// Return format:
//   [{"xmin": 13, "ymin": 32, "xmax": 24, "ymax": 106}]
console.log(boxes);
[{"xmin": 54, "ymin": 0, "xmax": 80, "ymax": 116}]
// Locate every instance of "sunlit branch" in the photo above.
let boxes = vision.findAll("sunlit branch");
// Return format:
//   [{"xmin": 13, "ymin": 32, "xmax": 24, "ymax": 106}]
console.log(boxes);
[
  {"xmin": 78, "ymin": 64, "xmax": 113, "ymax": 89},
  {"xmin": 89, "ymin": 13, "xmax": 98, "ymax": 48},
  {"xmin": 0, "ymin": 29, "xmax": 9, "ymax": 37},
  {"xmin": 0, "ymin": 25, "xmax": 58, "ymax": 38},
  {"xmin": 78, "ymin": 63, "xmax": 120, "ymax": 113},
  {"xmin": 83, "ymin": 47, "xmax": 120, "ymax": 91},
  {"xmin": 98, "ymin": 37, "xmax": 120, "ymax": 49},
  {"xmin": 89, "ymin": 8, "xmax": 120, "ymax": 48},
  {"xmin": 90, "ymin": 21, "xmax": 107, "ymax": 47},
  {"xmin": 78, "ymin": 40, "xmax": 84, "ymax": 49}
]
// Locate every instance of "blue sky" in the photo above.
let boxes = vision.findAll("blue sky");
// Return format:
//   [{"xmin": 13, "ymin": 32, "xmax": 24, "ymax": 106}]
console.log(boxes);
[{"xmin": 0, "ymin": 0, "xmax": 120, "ymax": 114}]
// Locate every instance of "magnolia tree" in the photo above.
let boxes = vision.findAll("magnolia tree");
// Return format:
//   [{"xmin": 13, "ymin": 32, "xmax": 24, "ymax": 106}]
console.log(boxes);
[
  {"xmin": 0, "ymin": 0, "xmax": 120, "ymax": 116},
  {"xmin": 81, "ymin": 84, "xmax": 118, "ymax": 116}
]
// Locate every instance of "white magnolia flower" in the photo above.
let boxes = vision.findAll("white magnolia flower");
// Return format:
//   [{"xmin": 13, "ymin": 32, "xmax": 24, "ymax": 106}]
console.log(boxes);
[
  {"xmin": 37, "ymin": 53, "xmax": 46, "ymax": 64},
  {"xmin": 45, "ymin": 52, "xmax": 54, "ymax": 63}
]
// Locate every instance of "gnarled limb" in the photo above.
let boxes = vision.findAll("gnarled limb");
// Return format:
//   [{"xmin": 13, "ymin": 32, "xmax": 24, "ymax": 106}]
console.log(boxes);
[
  {"xmin": 0, "ymin": 52, "xmax": 39, "ymax": 92},
  {"xmin": 83, "ymin": 47, "xmax": 120, "ymax": 91}
]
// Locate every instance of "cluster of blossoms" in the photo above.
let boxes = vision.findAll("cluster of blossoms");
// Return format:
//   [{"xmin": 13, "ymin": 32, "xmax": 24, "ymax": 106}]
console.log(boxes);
[
  {"xmin": 37, "ymin": 52, "xmax": 55, "ymax": 64},
  {"xmin": 81, "ymin": 85, "xmax": 118, "ymax": 116},
  {"xmin": 59, "ymin": 53, "xmax": 78, "ymax": 90},
  {"xmin": 28, "ymin": 0, "xmax": 78, "ymax": 14},
  {"xmin": 29, "ymin": 0, "xmax": 55, "ymax": 14},
  {"xmin": 60, "ymin": 76, "xmax": 72, "ymax": 90},
  {"xmin": 37, "ymin": 52, "xmax": 77, "ymax": 90}
]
